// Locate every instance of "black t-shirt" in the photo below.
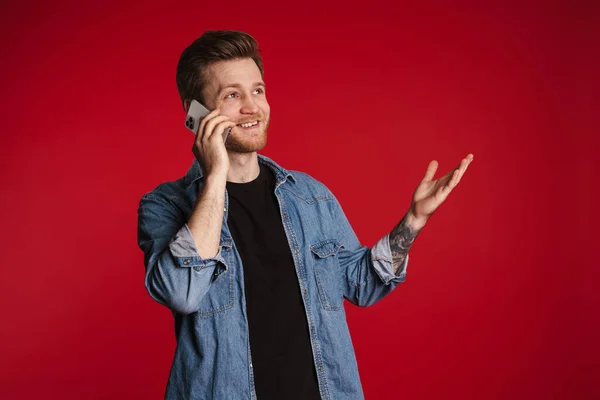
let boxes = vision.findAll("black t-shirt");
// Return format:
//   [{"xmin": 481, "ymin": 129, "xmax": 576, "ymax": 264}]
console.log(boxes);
[{"xmin": 226, "ymin": 162, "xmax": 321, "ymax": 400}]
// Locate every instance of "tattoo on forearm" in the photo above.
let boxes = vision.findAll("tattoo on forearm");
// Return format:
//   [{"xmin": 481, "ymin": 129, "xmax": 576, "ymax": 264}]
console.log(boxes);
[{"xmin": 389, "ymin": 213, "xmax": 421, "ymax": 274}]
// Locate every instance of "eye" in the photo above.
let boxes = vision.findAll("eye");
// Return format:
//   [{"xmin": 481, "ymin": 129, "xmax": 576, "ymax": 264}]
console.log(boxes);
[
  {"xmin": 253, "ymin": 88, "xmax": 264, "ymax": 94},
  {"xmin": 225, "ymin": 92, "xmax": 238, "ymax": 99}
]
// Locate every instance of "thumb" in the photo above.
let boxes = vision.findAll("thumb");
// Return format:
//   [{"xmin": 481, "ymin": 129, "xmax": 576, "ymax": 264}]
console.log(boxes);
[{"xmin": 422, "ymin": 160, "xmax": 438, "ymax": 182}]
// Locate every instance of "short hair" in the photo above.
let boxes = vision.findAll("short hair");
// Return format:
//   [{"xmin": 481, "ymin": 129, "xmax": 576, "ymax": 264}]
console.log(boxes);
[{"xmin": 176, "ymin": 30, "xmax": 264, "ymax": 111}]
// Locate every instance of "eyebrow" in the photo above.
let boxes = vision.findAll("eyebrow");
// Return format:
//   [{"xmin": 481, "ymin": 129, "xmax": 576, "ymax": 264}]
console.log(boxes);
[{"xmin": 217, "ymin": 81, "xmax": 266, "ymax": 94}]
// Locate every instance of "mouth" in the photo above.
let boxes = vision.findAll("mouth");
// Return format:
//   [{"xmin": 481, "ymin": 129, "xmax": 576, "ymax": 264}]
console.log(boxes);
[{"xmin": 236, "ymin": 120, "xmax": 260, "ymax": 131}]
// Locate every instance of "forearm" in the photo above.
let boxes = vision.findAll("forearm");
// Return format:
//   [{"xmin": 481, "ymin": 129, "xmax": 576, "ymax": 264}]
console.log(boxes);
[
  {"xmin": 187, "ymin": 174, "xmax": 227, "ymax": 259},
  {"xmin": 389, "ymin": 210, "xmax": 426, "ymax": 274},
  {"xmin": 138, "ymin": 190, "xmax": 229, "ymax": 315}
]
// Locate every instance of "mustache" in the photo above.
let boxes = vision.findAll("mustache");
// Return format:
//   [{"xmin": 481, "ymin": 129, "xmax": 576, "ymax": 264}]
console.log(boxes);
[{"xmin": 236, "ymin": 114, "xmax": 265, "ymax": 125}]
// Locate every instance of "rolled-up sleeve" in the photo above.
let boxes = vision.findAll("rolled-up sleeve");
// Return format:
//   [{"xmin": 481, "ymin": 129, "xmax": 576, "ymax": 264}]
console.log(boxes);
[
  {"xmin": 169, "ymin": 223, "xmax": 228, "ymax": 270},
  {"xmin": 137, "ymin": 193, "xmax": 227, "ymax": 315},
  {"xmin": 370, "ymin": 232, "xmax": 408, "ymax": 285},
  {"xmin": 328, "ymin": 189, "xmax": 409, "ymax": 308}
]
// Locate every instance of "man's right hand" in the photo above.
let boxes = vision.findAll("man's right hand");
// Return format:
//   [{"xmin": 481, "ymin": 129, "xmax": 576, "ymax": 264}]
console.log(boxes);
[{"xmin": 192, "ymin": 108, "xmax": 236, "ymax": 180}]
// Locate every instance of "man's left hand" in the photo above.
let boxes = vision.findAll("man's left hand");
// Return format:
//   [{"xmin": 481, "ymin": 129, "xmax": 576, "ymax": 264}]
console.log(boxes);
[{"xmin": 407, "ymin": 153, "xmax": 474, "ymax": 229}]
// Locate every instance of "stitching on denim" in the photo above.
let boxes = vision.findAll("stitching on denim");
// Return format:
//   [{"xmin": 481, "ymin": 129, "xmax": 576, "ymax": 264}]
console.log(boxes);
[
  {"xmin": 312, "ymin": 248, "xmax": 343, "ymax": 311},
  {"xmin": 194, "ymin": 256, "xmax": 234, "ymax": 317},
  {"xmin": 280, "ymin": 187, "xmax": 334, "ymax": 205},
  {"xmin": 277, "ymin": 191, "xmax": 331, "ymax": 399},
  {"xmin": 310, "ymin": 239, "xmax": 342, "ymax": 258}
]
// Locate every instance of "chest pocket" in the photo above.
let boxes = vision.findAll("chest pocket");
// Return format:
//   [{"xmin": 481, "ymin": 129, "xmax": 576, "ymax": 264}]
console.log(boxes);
[
  {"xmin": 310, "ymin": 239, "xmax": 344, "ymax": 311},
  {"xmin": 194, "ymin": 243, "xmax": 235, "ymax": 317}
]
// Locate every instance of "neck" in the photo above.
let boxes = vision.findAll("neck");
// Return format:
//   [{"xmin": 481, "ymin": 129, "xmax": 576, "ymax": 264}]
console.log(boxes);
[{"xmin": 227, "ymin": 152, "xmax": 260, "ymax": 183}]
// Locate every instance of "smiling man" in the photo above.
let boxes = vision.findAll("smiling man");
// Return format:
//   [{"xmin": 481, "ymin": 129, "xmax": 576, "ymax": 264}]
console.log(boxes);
[{"xmin": 137, "ymin": 30, "xmax": 473, "ymax": 400}]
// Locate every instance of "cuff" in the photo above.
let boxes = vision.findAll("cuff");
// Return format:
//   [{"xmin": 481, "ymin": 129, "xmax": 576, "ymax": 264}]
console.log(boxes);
[
  {"xmin": 168, "ymin": 223, "xmax": 228, "ymax": 270},
  {"xmin": 370, "ymin": 232, "xmax": 409, "ymax": 285}
]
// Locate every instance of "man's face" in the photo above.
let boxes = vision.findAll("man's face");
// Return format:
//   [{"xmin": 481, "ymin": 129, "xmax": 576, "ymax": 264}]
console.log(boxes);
[{"xmin": 201, "ymin": 58, "xmax": 270, "ymax": 154}]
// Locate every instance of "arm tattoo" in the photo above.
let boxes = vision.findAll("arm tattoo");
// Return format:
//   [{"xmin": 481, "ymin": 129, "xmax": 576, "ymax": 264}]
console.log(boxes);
[{"xmin": 389, "ymin": 213, "xmax": 422, "ymax": 274}]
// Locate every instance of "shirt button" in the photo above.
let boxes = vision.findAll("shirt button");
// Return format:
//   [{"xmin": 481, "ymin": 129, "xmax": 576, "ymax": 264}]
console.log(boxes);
[
  {"xmin": 283, "ymin": 213, "xmax": 288, "ymax": 218},
  {"xmin": 295, "ymin": 249, "xmax": 299, "ymax": 254},
  {"xmin": 183, "ymin": 259, "xmax": 190, "ymax": 265},
  {"xmin": 223, "ymin": 207, "xmax": 226, "ymax": 212},
  {"xmin": 318, "ymin": 365, "xmax": 323, "ymax": 372},
  {"xmin": 303, "ymin": 289, "xmax": 307, "ymax": 295},
  {"xmin": 250, "ymin": 363, "xmax": 253, "ymax": 368}
]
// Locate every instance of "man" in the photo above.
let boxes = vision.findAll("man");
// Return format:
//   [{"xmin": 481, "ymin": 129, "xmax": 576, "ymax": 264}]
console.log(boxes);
[{"xmin": 137, "ymin": 30, "xmax": 473, "ymax": 400}]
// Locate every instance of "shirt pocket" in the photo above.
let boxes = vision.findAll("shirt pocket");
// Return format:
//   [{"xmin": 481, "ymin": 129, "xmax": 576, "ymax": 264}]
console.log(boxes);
[
  {"xmin": 310, "ymin": 239, "xmax": 344, "ymax": 311},
  {"xmin": 194, "ymin": 243, "xmax": 235, "ymax": 317}
]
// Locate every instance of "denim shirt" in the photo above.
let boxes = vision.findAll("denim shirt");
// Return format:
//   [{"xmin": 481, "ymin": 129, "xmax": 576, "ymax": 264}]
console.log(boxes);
[{"xmin": 137, "ymin": 154, "xmax": 409, "ymax": 400}]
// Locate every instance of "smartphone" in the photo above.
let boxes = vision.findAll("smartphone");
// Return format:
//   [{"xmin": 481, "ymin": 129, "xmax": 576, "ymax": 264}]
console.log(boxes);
[{"xmin": 185, "ymin": 99, "xmax": 231, "ymax": 143}]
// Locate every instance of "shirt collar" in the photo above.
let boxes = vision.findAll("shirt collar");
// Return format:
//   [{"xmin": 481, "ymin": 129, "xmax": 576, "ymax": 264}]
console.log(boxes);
[{"xmin": 184, "ymin": 153, "xmax": 297, "ymax": 188}]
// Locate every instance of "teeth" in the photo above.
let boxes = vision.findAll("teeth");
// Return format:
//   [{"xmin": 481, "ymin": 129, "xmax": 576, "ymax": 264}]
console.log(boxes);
[{"xmin": 239, "ymin": 121, "xmax": 258, "ymax": 128}]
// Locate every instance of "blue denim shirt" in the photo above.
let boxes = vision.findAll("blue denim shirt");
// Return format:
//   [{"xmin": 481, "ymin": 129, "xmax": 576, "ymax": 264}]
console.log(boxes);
[{"xmin": 137, "ymin": 154, "xmax": 409, "ymax": 399}]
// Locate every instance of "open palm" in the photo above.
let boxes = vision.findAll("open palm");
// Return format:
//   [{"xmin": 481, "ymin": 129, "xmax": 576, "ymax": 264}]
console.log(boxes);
[{"xmin": 410, "ymin": 154, "xmax": 474, "ymax": 220}]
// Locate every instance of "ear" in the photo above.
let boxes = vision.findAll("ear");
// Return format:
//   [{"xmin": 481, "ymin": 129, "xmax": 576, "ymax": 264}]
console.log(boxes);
[{"xmin": 183, "ymin": 99, "xmax": 191, "ymax": 113}]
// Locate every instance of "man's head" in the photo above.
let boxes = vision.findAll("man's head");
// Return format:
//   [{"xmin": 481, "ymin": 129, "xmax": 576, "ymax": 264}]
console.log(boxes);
[{"xmin": 176, "ymin": 30, "xmax": 270, "ymax": 154}]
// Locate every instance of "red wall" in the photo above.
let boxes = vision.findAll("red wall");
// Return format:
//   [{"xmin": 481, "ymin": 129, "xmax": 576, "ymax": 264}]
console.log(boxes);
[{"xmin": 1, "ymin": 1, "xmax": 598, "ymax": 399}]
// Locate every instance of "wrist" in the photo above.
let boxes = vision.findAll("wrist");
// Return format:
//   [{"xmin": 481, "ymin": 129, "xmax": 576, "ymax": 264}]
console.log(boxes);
[
  {"xmin": 406, "ymin": 209, "xmax": 428, "ymax": 231},
  {"xmin": 202, "ymin": 174, "xmax": 227, "ymax": 196}
]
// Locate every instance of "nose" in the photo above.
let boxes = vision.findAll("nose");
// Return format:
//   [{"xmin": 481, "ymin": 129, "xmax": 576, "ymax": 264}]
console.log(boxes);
[{"xmin": 240, "ymin": 95, "xmax": 259, "ymax": 115}]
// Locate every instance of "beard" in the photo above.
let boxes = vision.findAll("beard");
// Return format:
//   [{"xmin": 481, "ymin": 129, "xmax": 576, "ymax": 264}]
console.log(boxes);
[{"xmin": 225, "ymin": 115, "xmax": 270, "ymax": 154}]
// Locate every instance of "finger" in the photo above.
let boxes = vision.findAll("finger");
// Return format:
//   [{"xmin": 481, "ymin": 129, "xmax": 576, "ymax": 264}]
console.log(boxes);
[
  {"xmin": 441, "ymin": 173, "xmax": 459, "ymax": 199},
  {"xmin": 423, "ymin": 160, "xmax": 438, "ymax": 182},
  {"xmin": 202, "ymin": 115, "xmax": 231, "ymax": 144},
  {"xmin": 208, "ymin": 120, "xmax": 237, "ymax": 142},
  {"xmin": 437, "ymin": 165, "xmax": 458, "ymax": 190},
  {"xmin": 204, "ymin": 116, "xmax": 232, "ymax": 141},
  {"xmin": 453, "ymin": 155, "xmax": 473, "ymax": 186},
  {"xmin": 455, "ymin": 160, "xmax": 471, "ymax": 186},
  {"xmin": 438, "ymin": 179, "xmax": 453, "ymax": 201},
  {"xmin": 456, "ymin": 157, "xmax": 469, "ymax": 172},
  {"xmin": 202, "ymin": 114, "xmax": 229, "ymax": 139},
  {"xmin": 451, "ymin": 167, "xmax": 461, "ymax": 188},
  {"xmin": 444, "ymin": 168, "xmax": 459, "ymax": 191},
  {"xmin": 448, "ymin": 158, "xmax": 467, "ymax": 186},
  {"xmin": 197, "ymin": 108, "xmax": 222, "ymax": 140},
  {"xmin": 459, "ymin": 154, "xmax": 474, "ymax": 174}
]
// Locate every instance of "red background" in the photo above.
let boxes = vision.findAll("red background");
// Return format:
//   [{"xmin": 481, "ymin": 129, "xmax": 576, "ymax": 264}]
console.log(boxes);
[{"xmin": 1, "ymin": 1, "xmax": 598, "ymax": 399}]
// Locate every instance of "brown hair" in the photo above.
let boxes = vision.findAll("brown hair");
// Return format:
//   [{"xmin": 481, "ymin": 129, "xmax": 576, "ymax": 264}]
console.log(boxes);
[{"xmin": 176, "ymin": 30, "xmax": 264, "ymax": 111}]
